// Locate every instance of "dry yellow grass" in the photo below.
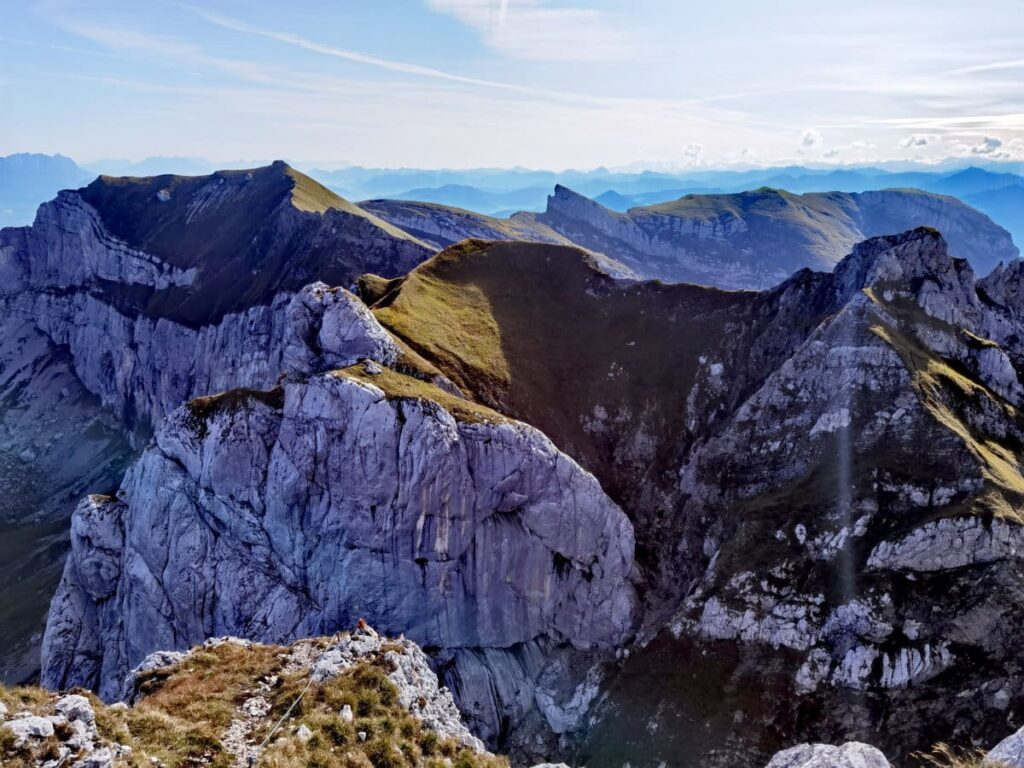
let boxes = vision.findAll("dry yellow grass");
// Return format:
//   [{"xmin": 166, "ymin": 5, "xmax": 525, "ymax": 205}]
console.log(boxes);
[
  {"xmin": 333, "ymin": 362, "xmax": 507, "ymax": 425},
  {"xmin": 4, "ymin": 637, "xmax": 508, "ymax": 768},
  {"xmin": 913, "ymin": 742, "xmax": 995, "ymax": 768}
]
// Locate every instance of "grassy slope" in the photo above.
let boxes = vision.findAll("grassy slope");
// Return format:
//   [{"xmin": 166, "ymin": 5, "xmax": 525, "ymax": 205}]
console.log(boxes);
[
  {"xmin": 334, "ymin": 362, "xmax": 508, "ymax": 425},
  {"xmin": 1, "ymin": 638, "xmax": 507, "ymax": 768},
  {"xmin": 640, "ymin": 188, "xmax": 864, "ymax": 271},
  {"xmin": 364, "ymin": 239, "xmax": 768, "ymax": 558},
  {"xmin": 77, "ymin": 163, "xmax": 429, "ymax": 327}
]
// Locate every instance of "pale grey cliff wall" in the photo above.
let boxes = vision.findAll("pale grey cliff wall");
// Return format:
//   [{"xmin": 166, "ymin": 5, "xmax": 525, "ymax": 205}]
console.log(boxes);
[
  {"xmin": 41, "ymin": 288, "xmax": 639, "ymax": 757},
  {"xmin": 0, "ymin": 176, "xmax": 434, "ymax": 684}
]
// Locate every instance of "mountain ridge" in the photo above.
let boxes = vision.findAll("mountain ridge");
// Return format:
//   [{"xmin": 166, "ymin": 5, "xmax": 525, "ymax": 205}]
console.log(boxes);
[{"xmin": 4, "ymin": 161, "xmax": 1024, "ymax": 766}]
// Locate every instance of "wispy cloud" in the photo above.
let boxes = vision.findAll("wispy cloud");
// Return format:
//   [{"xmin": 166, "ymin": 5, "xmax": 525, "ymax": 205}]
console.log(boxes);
[
  {"xmin": 174, "ymin": 3, "xmax": 774, "ymax": 135},
  {"xmin": 946, "ymin": 58, "xmax": 1024, "ymax": 75},
  {"xmin": 876, "ymin": 114, "xmax": 1024, "ymax": 132},
  {"xmin": 0, "ymin": 34, "xmax": 122, "ymax": 59},
  {"xmin": 425, "ymin": 0, "xmax": 634, "ymax": 62},
  {"xmin": 180, "ymin": 4, "xmax": 559, "ymax": 98}
]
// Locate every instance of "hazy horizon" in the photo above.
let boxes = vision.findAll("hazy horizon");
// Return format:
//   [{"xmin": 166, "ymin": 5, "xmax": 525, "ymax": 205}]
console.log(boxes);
[{"xmin": 2, "ymin": 1, "xmax": 1022, "ymax": 170}]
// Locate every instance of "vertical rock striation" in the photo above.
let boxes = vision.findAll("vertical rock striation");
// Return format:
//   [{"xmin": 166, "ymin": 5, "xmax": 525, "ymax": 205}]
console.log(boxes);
[{"xmin": 41, "ymin": 287, "xmax": 639, "ymax": 759}]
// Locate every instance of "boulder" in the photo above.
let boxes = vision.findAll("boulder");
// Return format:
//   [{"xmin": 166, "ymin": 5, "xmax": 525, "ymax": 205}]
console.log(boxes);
[
  {"xmin": 765, "ymin": 742, "xmax": 891, "ymax": 768},
  {"xmin": 987, "ymin": 725, "xmax": 1024, "ymax": 766}
]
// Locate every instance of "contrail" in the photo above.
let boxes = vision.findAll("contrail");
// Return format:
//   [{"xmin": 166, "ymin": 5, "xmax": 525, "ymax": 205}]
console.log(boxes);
[{"xmin": 498, "ymin": 0, "xmax": 510, "ymax": 29}]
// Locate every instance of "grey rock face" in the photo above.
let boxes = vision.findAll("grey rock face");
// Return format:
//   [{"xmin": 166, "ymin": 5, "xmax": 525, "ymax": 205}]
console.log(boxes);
[
  {"xmin": 4, "ymin": 715, "xmax": 55, "ymax": 746},
  {"xmin": 0, "ymin": 686, "xmax": 127, "ymax": 767},
  {"xmin": 283, "ymin": 282, "xmax": 400, "ymax": 375},
  {"xmin": 361, "ymin": 199, "xmax": 573, "ymax": 251},
  {"xmin": 41, "ymin": 299, "xmax": 638, "ymax": 753},
  {"xmin": 576, "ymin": 229, "xmax": 1024, "ymax": 766},
  {"xmin": 988, "ymin": 724, "xmax": 1024, "ymax": 766},
  {"xmin": 764, "ymin": 742, "xmax": 891, "ymax": 768},
  {"xmin": 0, "ymin": 168, "xmax": 434, "ymax": 682},
  {"xmin": 867, "ymin": 516, "xmax": 1024, "ymax": 572},
  {"xmin": 0, "ymin": 163, "xmax": 432, "ymax": 443}
]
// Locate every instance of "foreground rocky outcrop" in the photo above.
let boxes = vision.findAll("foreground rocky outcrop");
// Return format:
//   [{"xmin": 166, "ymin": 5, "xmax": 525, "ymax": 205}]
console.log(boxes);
[
  {"xmin": 764, "ymin": 742, "xmax": 892, "ymax": 768},
  {"xmin": 41, "ymin": 282, "xmax": 638, "ymax": 760},
  {"xmin": 6, "ymin": 623, "xmax": 519, "ymax": 768}
]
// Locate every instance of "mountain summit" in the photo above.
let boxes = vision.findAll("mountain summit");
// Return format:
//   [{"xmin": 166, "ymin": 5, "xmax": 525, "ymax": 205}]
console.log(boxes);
[{"xmin": 528, "ymin": 184, "xmax": 1019, "ymax": 288}]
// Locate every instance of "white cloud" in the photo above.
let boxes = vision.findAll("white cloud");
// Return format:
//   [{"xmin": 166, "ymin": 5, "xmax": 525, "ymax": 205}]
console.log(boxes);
[
  {"xmin": 801, "ymin": 128, "xmax": 823, "ymax": 147},
  {"xmin": 899, "ymin": 133, "xmax": 938, "ymax": 148},
  {"xmin": 970, "ymin": 136, "xmax": 1003, "ymax": 154},
  {"xmin": 823, "ymin": 148, "xmax": 840, "ymax": 158},
  {"xmin": 681, "ymin": 143, "xmax": 704, "ymax": 166},
  {"xmin": 425, "ymin": 0, "xmax": 633, "ymax": 62}
]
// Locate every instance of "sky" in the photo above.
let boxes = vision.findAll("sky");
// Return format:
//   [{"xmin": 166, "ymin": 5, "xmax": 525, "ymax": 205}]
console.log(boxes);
[{"xmin": 1, "ymin": 0, "xmax": 1022, "ymax": 170}]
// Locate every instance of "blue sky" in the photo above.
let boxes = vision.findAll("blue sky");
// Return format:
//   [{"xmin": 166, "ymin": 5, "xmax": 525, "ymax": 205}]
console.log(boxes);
[{"xmin": 1, "ymin": 0, "xmax": 1022, "ymax": 169}]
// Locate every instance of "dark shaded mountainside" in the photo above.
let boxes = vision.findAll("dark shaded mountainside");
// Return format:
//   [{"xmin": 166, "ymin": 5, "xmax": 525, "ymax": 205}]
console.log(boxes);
[
  {"xmin": 358, "ymin": 232, "xmax": 1024, "ymax": 766},
  {"xmin": 3, "ymin": 162, "xmax": 1024, "ymax": 767},
  {"xmin": 71, "ymin": 161, "xmax": 430, "ymax": 326}
]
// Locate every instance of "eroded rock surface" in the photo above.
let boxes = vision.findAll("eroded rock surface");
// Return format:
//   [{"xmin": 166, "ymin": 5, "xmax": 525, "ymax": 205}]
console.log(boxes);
[
  {"xmin": 0, "ymin": 163, "xmax": 433, "ymax": 681},
  {"xmin": 42, "ymin": 292, "xmax": 638, "ymax": 760},
  {"xmin": 764, "ymin": 742, "xmax": 892, "ymax": 768}
]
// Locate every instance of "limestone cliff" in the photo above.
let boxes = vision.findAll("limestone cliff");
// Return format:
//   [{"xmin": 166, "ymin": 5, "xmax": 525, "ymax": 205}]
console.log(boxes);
[
  {"xmin": 360, "ymin": 232, "xmax": 1024, "ymax": 767},
  {"xmin": 41, "ymin": 287, "xmax": 639, "ymax": 760},
  {"xmin": 0, "ymin": 162, "xmax": 433, "ymax": 683}
]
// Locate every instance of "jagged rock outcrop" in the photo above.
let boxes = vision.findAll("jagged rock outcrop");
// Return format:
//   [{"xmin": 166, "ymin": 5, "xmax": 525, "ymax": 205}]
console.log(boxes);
[
  {"xmin": 0, "ymin": 162, "xmax": 432, "ymax": 435},
  {"xmin": 355, "ymin": 232, "xmax": 1024, "ymax": 767},
  {"xmin": 988, "ymin": 724, "xmax": 1024, "ymax": 767},
  {"xmin": 360, "ymin": 199, "xmax": 573, "ymax": 251},
  {"xmin": 6, "ymin": 624, "xmax": 521, "ymax": 767},
  {"xmin": 0, "ymin": 163, "xmax": 435, "ymax": 682},
  {"xmin": 41, "ymin": 290, "xmax": 638, "ymax": 760},
  {"xmin": 361, "ymin": 198, "xmax": 636, "ymax": 278},
  {"xmin": 580, "ymin": 229, "xmax": 1024, "ymax": 766},
  {"xmin": 0, "ymin": 690, "xmax": 129, "ymax": 767},
  {"xmin": 529, "ymin": 185, "xmax": 1018, "ymax": 288}
]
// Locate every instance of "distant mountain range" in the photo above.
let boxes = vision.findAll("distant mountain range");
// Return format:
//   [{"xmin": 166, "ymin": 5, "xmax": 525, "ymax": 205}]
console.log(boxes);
[
  {"xmin": 0, "ymin": 154, "xmax": 92, "ymax": 226},
  {"xmin": 3, "ymin": 153, "xmax": 1023, "ymax": 258},
  {"xmin": 366, "ymin": 184, "xmax": 1018, "ymax": 288}
]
